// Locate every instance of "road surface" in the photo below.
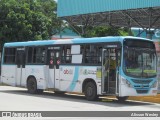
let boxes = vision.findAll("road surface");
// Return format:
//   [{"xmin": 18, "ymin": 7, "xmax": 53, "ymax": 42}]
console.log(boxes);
[{"xmin": 0, "ymin": 86, "xmax": 160, "ymax": 120}]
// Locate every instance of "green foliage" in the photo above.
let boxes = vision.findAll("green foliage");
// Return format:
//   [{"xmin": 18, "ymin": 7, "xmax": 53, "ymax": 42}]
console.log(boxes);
[
  {"xmin": 82, "ymin": 26, "xmax": 129, "ymax": 38},
  {"xmin": 0, "ymin": 0, "xmax": 61, "ymax": 49}
]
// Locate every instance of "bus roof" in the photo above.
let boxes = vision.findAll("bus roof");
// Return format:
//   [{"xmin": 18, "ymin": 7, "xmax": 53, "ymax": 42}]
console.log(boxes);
[{"xmin": 4, "ymin": 36, "xmax": 152, "ymax": 47}]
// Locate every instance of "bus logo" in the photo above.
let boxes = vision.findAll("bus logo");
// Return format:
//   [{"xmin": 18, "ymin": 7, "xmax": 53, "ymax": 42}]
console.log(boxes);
[{"xmin": 63, "ymin": 69, "xmax": 73, "ymax": 74}]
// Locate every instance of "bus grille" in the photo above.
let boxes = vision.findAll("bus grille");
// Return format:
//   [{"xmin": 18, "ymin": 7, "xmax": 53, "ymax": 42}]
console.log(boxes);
[
  {"xmin": 132, "ymin": 79, "xmax": 152, "ymax": 84},
  {"xmin": 136, "ymin": 90, "xmax": 148, "ymax": 94}
]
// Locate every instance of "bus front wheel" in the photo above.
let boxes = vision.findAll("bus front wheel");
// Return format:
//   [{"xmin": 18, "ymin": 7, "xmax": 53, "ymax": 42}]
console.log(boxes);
[
  {"xmin": 84, "ymin": 82, "xmax": 98, "ymax": 101},
  {"xmin": 27, "ymin": 77, "xmax": 38, "ymax": 94},
  {"xmin": 116, "ymin": 96, "xmax": 128, "ymax": 102}
]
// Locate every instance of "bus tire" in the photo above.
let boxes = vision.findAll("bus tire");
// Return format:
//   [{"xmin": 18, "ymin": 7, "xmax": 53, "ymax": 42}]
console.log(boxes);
[
  {"xmin": 84, "ymin": 82, "xmax": 98, "ymax": 101},
  {"xmin": 116, "ymin": 96, "xmax": 128, "ymax": 102},
  {"xmin": 27, "ymin": 77, "xmax": 38, "ymax": 94}
]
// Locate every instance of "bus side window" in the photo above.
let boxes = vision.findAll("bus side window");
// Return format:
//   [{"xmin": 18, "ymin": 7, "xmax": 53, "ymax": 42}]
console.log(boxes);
[
  {"xmin": 4, "ymin": 48, "xmax": 16, "ymax": 64},
  {"xmin": 27, "ymin": 47, "xmax": 46, "ymax": 64},
  {"xmin": 80, "ymin": 45, "xmax": 84, "ymax": 63},
  {"xmin": 34, "ymin": 47, "xmax": 46, "ymax": 63},
  {"xmin": 84, "ymin": 45, "xmax": 102, "ymax": 64},
  {"xmin": 66, "ymin": 47, "xmax": 71, "ymax": 63},
  {"xmin": 61, "ymin": 45, "xmax": 72, "ymax": 64},
  {"xmin": 97, "ymin": 46, "xmax": 102, "ymax": 64},
  {"xmin": 84, "ymin": 45, "xmax": 90, "ymax": 63},
  {"xmin": 27, "ymin": 47, "xmax": 33, "ymax": 63}
]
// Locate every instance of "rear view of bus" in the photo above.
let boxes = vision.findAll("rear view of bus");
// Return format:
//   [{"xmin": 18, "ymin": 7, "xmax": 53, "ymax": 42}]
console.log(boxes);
[{"xmin": 119, "ymin": 39, "xmax": 157, "ymax": 99}]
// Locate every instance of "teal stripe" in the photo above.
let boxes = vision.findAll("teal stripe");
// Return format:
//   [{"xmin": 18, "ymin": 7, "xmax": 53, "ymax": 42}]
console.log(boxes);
[
  {"xmin": 69, "ymin": 66, "xmax": 79, "ymax": 91},
  {"xmin": 4, "ymin": 40, "xmax": 55, "ymax": 47}
]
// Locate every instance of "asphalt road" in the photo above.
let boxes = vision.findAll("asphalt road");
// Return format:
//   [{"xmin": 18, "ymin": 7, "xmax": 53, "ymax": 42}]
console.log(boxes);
[
  {"xmin": 0, "ymin": 86, "xmax": 160, "ymax": 111},
  {"xmin": 0, "ymin": 86, "xmax": 160, "ymax": 120}
]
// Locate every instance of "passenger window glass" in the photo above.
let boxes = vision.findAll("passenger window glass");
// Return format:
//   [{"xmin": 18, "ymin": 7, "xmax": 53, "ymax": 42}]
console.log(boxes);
[
  {"xmin": 4, "ymin": 48, "xmax": 16, "ymax": 64},
  {"xmin": 27, "ymin": 47, "xmax": 46, "ymax": 64},
  {"xmin": 84, "ymin": 45, "xmax": 102, "ymax": 64},
  {"xmin": 61, "ymin": 45, "xmax": 72, "ymax": 63}
]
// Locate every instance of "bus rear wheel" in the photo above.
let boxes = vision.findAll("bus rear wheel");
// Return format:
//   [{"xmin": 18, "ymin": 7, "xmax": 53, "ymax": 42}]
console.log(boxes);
[
  {"xmin": 27, "ymin": 77, "xmax": 38, "ymax": 94},
  {"xmin": 116, "ymin": 96, "xmax": 128, "ymax": 102},
  {"xmin": 84, "ymin": 82, "xmax": 98, "ymax": 101}
]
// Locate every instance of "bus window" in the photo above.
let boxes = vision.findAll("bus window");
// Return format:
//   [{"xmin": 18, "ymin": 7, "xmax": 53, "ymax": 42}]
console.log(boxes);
[
  {"xmin": 27, "ymin": 47, "xmax": 46, "ymax": 64},
  {"xmin": 27, "ymin": 47, "xmax": 33, "ymax": 63},
  {"xmin": 33, "ymin": 47, "xmax": 46, "ymax": 63},
  {"xmin": 80, "ymin": 45, "xmax": 84, "ymax": 63},
  {"xmin": 4, "ymin": 48, "xmax": 16, "ymax": 64},
  {"xmin": 61, "ymin": 45, "xmax": 72, "ymax": 64},
  {"xmin": 97, "ymin": 46, "xmax": 102, "ymax": 64},
  {"xmin": 84, "ymin": 45, "xmax": 102, "ymax": 64},
  {"xmin": 66, "ymin": 48, "xmax": 71, "ymax": 63}
]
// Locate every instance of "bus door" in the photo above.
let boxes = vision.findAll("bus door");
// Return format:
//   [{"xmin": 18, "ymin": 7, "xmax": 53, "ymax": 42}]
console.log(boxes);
[
  {"xmin": 102, "ymin": 48, "xmax": 119, "ymax": 95},
  {"xmin": 16, "ymin": 48, "xmax": 25, "ymax": 86},
  {"xmin": 47, "ymin": 47, "xmax": 60, "ymax": 89}
]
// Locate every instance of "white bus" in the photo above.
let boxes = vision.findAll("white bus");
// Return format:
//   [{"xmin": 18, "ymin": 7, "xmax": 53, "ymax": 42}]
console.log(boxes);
[{"xmin": 0, "ymin": 36, "xmax": 158, "ymax": 101}]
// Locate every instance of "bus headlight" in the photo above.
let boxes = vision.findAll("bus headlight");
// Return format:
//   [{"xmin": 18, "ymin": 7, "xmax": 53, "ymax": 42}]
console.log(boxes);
[
  {"xmin": 122, "ymin": 78, "xmax": 132, "ymax": 88},
  {"xmin": 151, "ymin": 81, "xmax": 158, "ymax": 88}
]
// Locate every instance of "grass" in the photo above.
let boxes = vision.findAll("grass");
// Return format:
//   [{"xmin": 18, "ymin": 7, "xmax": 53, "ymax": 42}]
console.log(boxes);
[
  {"xmin": 104, "ymin": 94, "xmax": 160, "ymax": 104},
  {"xmin": 128, "ymin": 94, "xmax": 160, "ymax": 104}
]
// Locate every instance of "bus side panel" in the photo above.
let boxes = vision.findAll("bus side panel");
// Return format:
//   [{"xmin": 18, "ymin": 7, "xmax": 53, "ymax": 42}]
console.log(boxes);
[
  {"xmin": 59, "ymin": 65, "xmax": 101, "ymax": 94},
  {"xmin": 78, "ymin": 66, "xmax": 102, "ymax": 95},
  {"xmin": 1, "ymin": 65, "xmax": 17, "ymax": 86},
  {"xmin": 24, "ymin": 65, "xmax": 47, "ymax": 89},
  {"xmin": 59, "ymin": 66, "xmax": 81, "ymax": 92}
]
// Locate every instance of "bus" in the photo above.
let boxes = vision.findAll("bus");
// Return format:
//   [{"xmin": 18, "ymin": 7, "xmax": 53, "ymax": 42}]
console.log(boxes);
[
  {"xmin": 154, "ymin": 41, "xmax": 160, "ymax": 93},
  {"xmin": 0, "ymin": 36, "xmax": 158, "ymax": 101}
]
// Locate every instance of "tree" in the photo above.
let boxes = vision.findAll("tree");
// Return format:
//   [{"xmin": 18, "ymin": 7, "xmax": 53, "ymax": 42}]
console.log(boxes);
[
  {"xmin": 81, "ymin": 26, "xmax": 130, "ymax": 37},
  {"xmin": 0, "ymin": 0, "xmax": 61, "ymax": 50}
]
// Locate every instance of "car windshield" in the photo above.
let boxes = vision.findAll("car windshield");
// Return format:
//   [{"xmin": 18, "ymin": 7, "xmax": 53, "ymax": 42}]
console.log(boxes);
[{"xmin": 123, "ymin": 47, "xmax": 157, "ymax": 78}]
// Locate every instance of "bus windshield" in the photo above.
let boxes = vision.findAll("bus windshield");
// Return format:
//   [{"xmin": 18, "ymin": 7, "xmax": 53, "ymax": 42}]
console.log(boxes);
[{"xmin": 123, "ymin": 40, "xmax": 157, "ymax": 78}]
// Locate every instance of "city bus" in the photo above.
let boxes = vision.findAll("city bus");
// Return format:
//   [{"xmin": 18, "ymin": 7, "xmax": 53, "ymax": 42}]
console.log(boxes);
[{"xmin": 0, "ymin": 36, "xmax": 158, "ymax": 101}]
